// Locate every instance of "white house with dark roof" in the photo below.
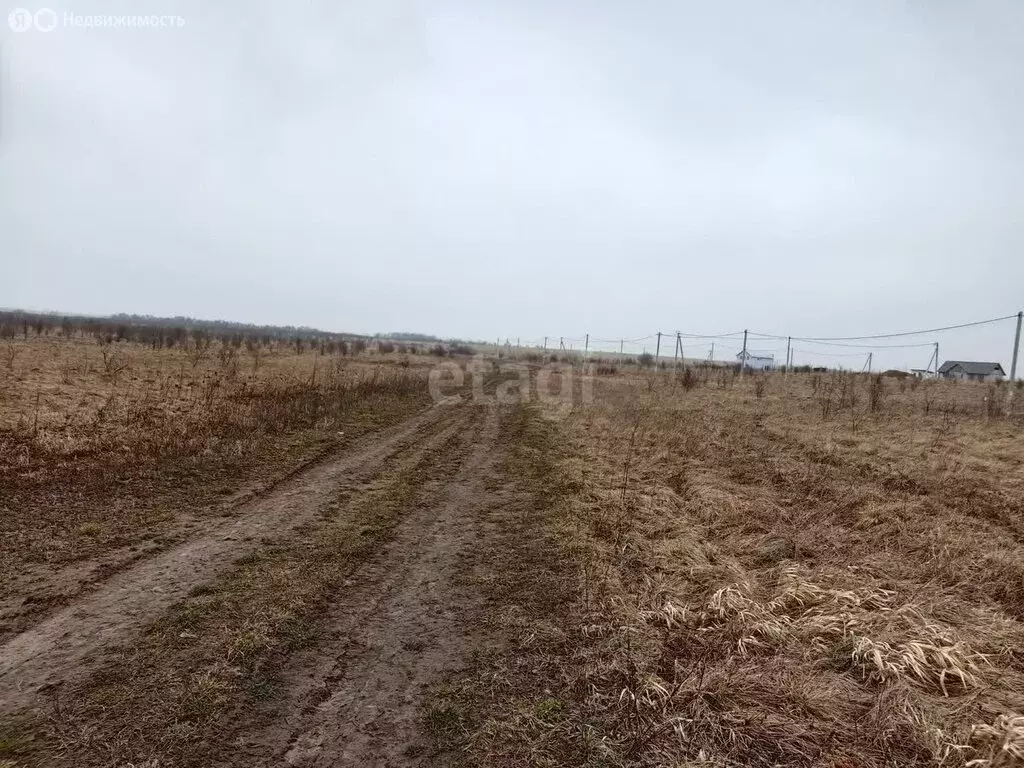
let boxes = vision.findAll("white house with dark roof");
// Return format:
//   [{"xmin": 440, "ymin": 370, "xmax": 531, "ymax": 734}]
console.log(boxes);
[{"xmin": 937, "ymin": 360, "xmax": 1005, "ymax": 382}]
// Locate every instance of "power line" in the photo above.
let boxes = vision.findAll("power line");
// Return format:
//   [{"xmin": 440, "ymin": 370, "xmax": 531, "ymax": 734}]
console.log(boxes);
[
  {"xmin": 670, "ymin": 331, "xmax": 746, "ymax": 340},
  {"xmin": 791, "ymin": 348, "xmax": 873, "ymax": 358},
  {"xmin": 750, "ymin": 313, "xmax": 1017, "ymax": 342},
  {"xmin": 773, "ymin": 339, "xmax": 936, "ymax": 350},
  {"xmin": 591, "ymin": 334, "xmax": 656, "ymax": 343}
]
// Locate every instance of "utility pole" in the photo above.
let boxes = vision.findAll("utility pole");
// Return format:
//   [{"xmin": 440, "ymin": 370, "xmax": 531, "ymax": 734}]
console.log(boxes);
[
  {"xmin": 709, "ymin": 342, "xmax": 715, "ymax": 362},
  {"xmin": 867, "ymin": 352, "xmax": 873, "ymax": 374},
  {"xmin": 619, "ymin": 339, "xmax": 623, "ymax": 356},
  {"xmin": 655, "ymin": 331, "xmax": 662, "ymax": 364},
  {"xmin": 740, "ymin": 329, "xmax": 748, "ymax": 375},
  {"xmin": 676, "ymin": 333, "xmax": 683, "ymax": 370},
  {"xmin": 543, "ymin": 336, "xmax": 547, "ymax": 350},
  {"xmin": 785, "ymin": 336, "xmax": 792, "ymax": 375},
  {"xmin": 934, "ymin": 342, "xmax": 940, "ymax": 378},
  {"xmin": 1011, "ymin": 311, "xmax": 1022, "ymax": 380},
  {"xmin": 584, "ymin": 333, "xmax": 589, "ymax": 363}
]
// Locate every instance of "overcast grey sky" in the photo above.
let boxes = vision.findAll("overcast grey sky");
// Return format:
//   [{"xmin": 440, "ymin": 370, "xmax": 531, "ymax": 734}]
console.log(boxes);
[{"xmin": 2, "ymin": 1, "xmax": 1022, "ymax": 369}]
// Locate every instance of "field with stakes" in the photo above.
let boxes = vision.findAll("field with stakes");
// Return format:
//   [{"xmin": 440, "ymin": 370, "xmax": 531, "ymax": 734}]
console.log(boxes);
[{"xmin": 3, "ymin": 313, "xmax": 1024, "ymax": 767}]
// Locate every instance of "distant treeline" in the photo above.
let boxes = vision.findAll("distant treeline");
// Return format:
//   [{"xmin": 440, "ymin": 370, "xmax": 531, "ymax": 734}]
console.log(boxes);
[
  {"xmin": 0, "ymin": 310, "xmax": 492, "ymax": 358},
  {"xmin": 0, "ymin": 309, "xmax": 368, "ymax": 349},
  {"xmin": 378, "ymin": 332, "xmax": 441, "ymax": 342}
]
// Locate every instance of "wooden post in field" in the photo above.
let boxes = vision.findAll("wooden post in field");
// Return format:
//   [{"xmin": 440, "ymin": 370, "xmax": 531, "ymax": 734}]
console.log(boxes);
[
  {"xmin": 584, "ymin": 333, "xmax": 589, "ymax": 365},
  {"xmin": 676, "ymin": 333, "xmax": 683, "ymax": 370},
  {"xmin": 1011, "ymin": 311, "xmax": 1022, "ymax": 380},
  {"xmin": 785, "ymin": 336, "xmax": 791, "ymax": 374},
  {"xmin": 740, "ymin": 329, "xmax": 748, "ymax": 375},
  {"xmin": 655, "ymin": 331, "xmax": 662, "ymax": 364}
]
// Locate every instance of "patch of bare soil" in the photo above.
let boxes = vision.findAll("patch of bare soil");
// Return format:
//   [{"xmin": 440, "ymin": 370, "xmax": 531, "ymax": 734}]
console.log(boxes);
[
  {"xmin": 226, "ymin": 404, "xmax": 503, "ymax": 767},
  {"xmin": 0, "ymin": 404, "xmax": 451, "ymax": 712}
]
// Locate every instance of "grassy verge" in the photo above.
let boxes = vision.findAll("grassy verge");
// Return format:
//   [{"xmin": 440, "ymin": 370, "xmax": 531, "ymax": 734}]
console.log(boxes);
[{"xmin": 4, "ymin": 409, "xmax": 473, "ymax": 768}]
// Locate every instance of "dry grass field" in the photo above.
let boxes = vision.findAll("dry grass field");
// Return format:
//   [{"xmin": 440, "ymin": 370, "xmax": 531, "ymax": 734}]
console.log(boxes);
[
  {"xmin": 3, "ymin": 323, "xmax": 1024, "ymax": 767},
  {"xmin": 0, "ymin": 329, "xmax": 433, "ymax": 637},
  {"xmin": 447, "ymin": 369, "xmax": 1024, "ymax": 767}
]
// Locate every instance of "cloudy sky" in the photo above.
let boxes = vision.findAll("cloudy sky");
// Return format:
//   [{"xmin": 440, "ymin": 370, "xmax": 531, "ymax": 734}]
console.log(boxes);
[{"xmin": 1, "ymin": 0, "xmax": 1022, "ymax": 369}]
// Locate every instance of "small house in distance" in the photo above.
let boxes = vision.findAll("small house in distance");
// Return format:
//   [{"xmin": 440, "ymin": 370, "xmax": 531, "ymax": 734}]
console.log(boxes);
[
  {"xmin": 937, "ymin": 361, "xmax": 1005, "ymax": 382},
  {"xmin": 736, "ymin": 350, "xmax": 774, "ymax": 370}
]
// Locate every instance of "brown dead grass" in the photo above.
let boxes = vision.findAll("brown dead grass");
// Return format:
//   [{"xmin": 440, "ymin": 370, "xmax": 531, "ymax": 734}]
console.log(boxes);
[
  {"xmin": 449, "ymin": 370, "xmax": 1024, "ymax": 767},
  {"xmin": 0, "ymin": 334, "xmax": 434, "ymax": 633}
]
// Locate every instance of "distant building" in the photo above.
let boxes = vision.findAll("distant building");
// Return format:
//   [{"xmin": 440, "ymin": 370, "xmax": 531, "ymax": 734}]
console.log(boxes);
[
  {"xmin": 736, "ymin": 350, "xmax": 774, "ymax": 371},
  {"xmin": 937, "ymin": 361, "xmax": 1005, "ymax": 382}
]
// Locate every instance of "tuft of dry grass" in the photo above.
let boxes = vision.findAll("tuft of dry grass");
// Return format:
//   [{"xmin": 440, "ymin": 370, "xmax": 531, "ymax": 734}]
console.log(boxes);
[{"xmin": 970, "ymin": 715, "xmax": 1024, "ymax": 768}]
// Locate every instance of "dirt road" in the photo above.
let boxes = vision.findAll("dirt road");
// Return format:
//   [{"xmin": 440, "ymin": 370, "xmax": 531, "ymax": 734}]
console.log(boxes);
[
  {"xmin": 0, "ymin": 398, "xmax": 522, "ymax": 768},
  {"xmin": 0, "ymin": 403, "xmax": 465, "ymax": 712},
  {"xmin": 231, "ymin": 404, "xmax": 501, "ymax": 766}
]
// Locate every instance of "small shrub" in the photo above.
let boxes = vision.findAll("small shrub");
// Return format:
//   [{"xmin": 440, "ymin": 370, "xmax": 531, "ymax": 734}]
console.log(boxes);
[{"xmin": 679, "ymin": 368, "xmax": 697, "ymax": 391}]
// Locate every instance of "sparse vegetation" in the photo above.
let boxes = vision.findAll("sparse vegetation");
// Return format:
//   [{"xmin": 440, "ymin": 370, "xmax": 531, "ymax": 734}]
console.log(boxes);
[{"xmin": 3, "ymin": 325, "xmax": 1024, "ymax": 767}]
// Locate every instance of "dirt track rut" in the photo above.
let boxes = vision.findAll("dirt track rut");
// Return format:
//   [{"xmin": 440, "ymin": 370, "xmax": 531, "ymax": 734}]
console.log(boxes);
[
  {"xmin": 229, "ymin": 403, "xmax": 502, "ymax": 766},
  {"xmin": 0, "ymin": 404, "xmax": 459, "ymax": 711}
]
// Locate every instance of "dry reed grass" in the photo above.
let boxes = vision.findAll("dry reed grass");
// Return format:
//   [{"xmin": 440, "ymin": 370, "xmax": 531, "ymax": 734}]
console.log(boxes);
[{"xmin": 453, "ymin": 370, "xmax": 1024, "ymax": 767}]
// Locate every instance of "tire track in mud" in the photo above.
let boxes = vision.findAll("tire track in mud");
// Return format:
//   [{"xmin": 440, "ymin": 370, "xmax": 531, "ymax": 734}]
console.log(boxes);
[
  {"xmin": 226, "ymin": 403, "xmax": 503, "ymax": 767},
  {"xmin": 0, "ymin": 404, "xmax": 467, "ymax": 713}
]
